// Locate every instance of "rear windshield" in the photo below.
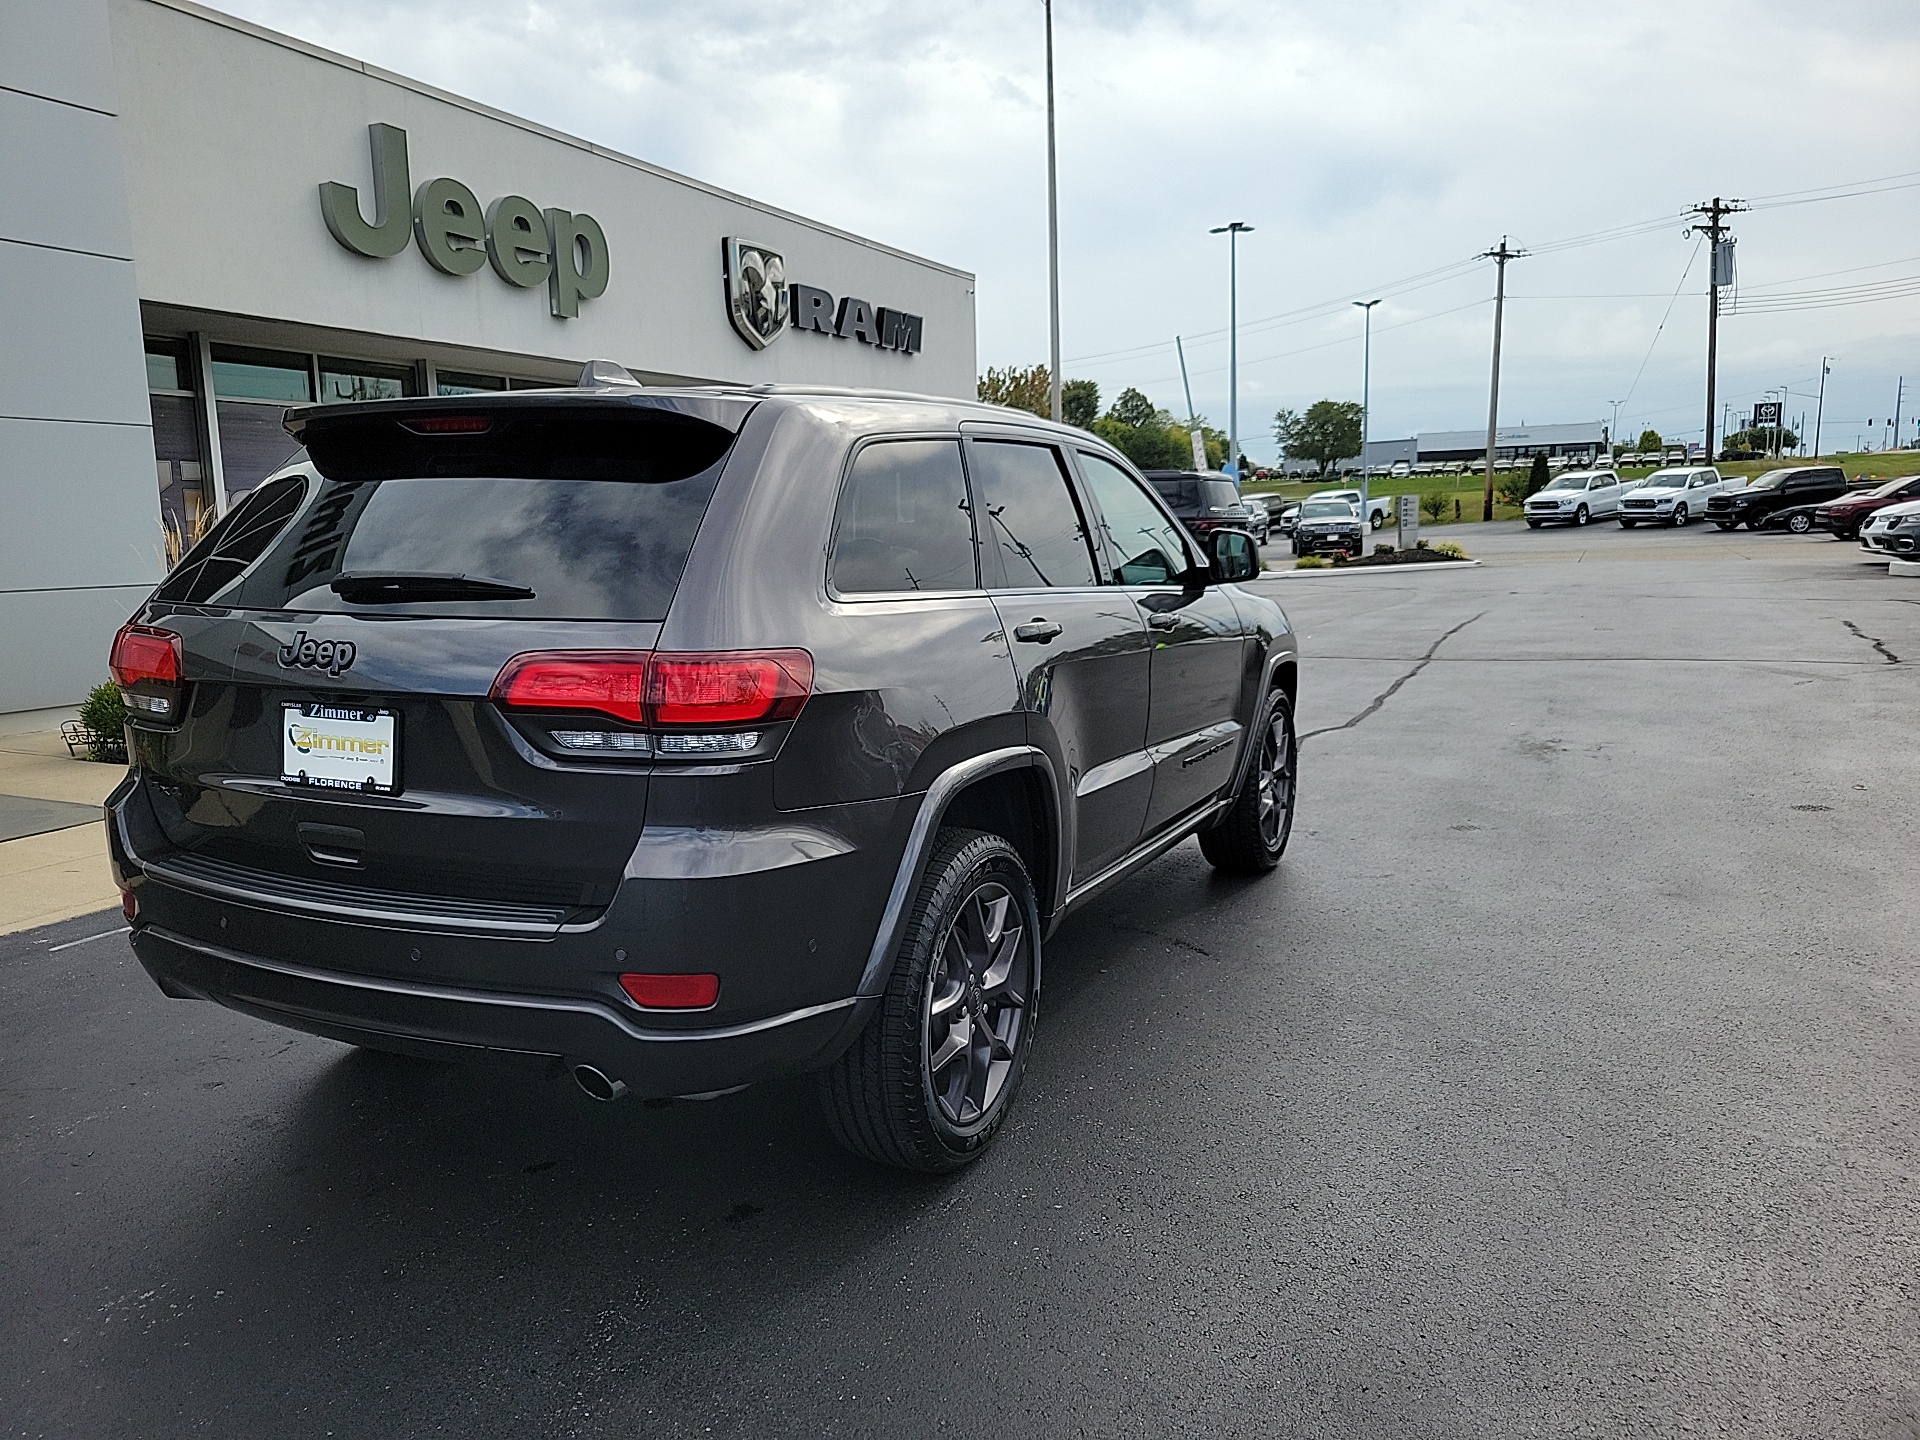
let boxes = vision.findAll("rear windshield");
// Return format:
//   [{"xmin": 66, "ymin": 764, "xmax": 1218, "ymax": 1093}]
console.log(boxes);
[
  {"xmin": 1149, "ymin": 477, "xmax": 1198, "ymax": 510},
  {"xmin": 213, "ymin": 408, "xmax": 737, "ymax": 620},
  {"xmin": 1199, "ymin": 480, "xmax": 1240, "ymax": 510}
]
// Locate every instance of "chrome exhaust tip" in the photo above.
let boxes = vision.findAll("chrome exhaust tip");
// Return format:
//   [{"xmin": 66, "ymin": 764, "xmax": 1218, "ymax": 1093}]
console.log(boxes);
[{"xmin": 571, "ymin": 1064, "xmax": 629, "ymax": 1103}]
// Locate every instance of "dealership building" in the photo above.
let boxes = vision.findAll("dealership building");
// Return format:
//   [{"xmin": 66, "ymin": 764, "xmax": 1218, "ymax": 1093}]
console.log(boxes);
[{"xmin": 1, "ymin": 0, "xmax": 978, "ymax": 724}]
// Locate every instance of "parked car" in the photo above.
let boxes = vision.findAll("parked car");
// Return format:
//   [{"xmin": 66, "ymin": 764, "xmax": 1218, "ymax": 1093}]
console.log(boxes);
[
  {"xmin": 1706, "ymin": 466, "xmax": 1852, "ymax": 531},
  {"xmin": 1522, "ymin": 469, "xmax": 1627, "ymax": 527},
  {"xmin": 1145, "ymin": 470, "xmax": 1268, "ymax": 544},
  {"xmin": 1292, "ymin": 499, "xmax": 1364, "ymax": 557},
  {"xmin": 1859, "ymin": 498, "xmax": 1920, "ymax": 558},
  {"xmin": 1308, "ymin": 488, "xmax": 1391, "ymax": 530},
  {"xmin": 1813, "ymin": 475, "xmax": 1920, "ymax": 539},
  {"xmin": 1618, "ymin": 466, "xmax": 1734, "ymax": 527},
  {"xmin": 105, "ymin": 369, "xmax": 1300, "ymax": 1173}
]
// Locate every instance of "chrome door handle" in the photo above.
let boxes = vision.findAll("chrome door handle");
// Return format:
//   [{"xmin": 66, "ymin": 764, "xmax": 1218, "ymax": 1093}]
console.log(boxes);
[
  {"xmin": 1013, "ymin": 619, "xmax": 1063, "ymax": 644},
  {"xmin": 1146, "ymin": 613, "xmax": 1178, "ymax": 631}
]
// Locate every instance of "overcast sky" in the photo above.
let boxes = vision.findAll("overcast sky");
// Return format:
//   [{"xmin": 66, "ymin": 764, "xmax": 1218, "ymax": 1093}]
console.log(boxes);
[{"xmin": 219, "ymin": 0, "xmax": 1919, "ymax": 459}]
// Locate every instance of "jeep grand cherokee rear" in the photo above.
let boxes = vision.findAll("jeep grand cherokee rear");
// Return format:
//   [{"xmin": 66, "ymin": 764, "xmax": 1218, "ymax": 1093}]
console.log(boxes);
[{"xmin": 107, "ymin": 372, "xmax": 1299, "ymax": 1171}]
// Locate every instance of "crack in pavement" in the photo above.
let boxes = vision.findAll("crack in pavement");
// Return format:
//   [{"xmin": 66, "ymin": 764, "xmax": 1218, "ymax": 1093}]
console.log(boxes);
[
  {"xmin": 1299, "ymin": 611, "xmax": 1486, "ymax": 743},
  {"xmin": 1840, "ymin": 619, "xmax": 1899, "ymax": 664}
]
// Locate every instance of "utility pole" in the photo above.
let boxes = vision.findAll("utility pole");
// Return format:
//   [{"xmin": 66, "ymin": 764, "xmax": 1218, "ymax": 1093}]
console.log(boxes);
[
  {"xmin": 1813, "ymin": 357, "xmax": 1830, "ymax": 458},
  {"xmin": 1686, "ymin": 196, "xmax": 1747, "ymax": 461},
  {"xmin": 1609, "ymin": 399, "xmax": 1623, "ymax": 457},
  {"xmin": 1210, "ymin": 222, "xmax": 1254, "ymax": 477},
  {"xmin": 1044, "ymin": 0, "xmax": 1061, "ymax": 423},
  {"xmin": 1354, "ymin": 299, "xmax": 1381, "ymax": 524},
  {"xmin": 1894, "ymin": 376, "xmax": 1907, "ymax": 454},
  {"xmin": 1480, "ymin": 237, "xmax": 1523, "ymax": 521},
  {"xmin": 1176, "ymin": 336, "xmax": 1206, "ymax": 471}
]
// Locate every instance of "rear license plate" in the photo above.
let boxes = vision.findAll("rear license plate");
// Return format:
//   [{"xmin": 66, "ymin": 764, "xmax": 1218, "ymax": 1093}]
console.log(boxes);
[{"xmin": 283, "ymin": 703, "xmax": 399, "ymax": 794}]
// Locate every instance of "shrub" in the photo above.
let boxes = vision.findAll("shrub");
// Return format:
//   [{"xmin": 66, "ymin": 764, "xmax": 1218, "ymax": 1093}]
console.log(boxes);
[
  {"xmin": 1420, "ymin": 489, "xmax": 1451, "ymax": 522},
  {"xmin": 78, "ymin": 681, "xmax": 128, "ymax": 764},
  {"xmin": 1431, "ymin": 541, "xmax": 1468, "ymax": 560},
  {"xmin": 1495, "ymin": 472, "xmax": 1529, "ymax": 506},
  {"xmin": 1526, "ymin": 452, "xmax": 1551, "ymax": 496},
  {"xmin": 1294, "ymin": 555, "xmax": 1329, "ymax": 569}
]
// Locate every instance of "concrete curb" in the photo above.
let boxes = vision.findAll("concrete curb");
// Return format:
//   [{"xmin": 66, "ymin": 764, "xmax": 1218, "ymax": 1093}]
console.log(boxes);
[
  {"xmin": 1891, "ymin": 557, "xmax": 1920, "ymax": 578},
  {"xmin": 1271, "ymin": 559, "xmax": 1484, "ymax": 579}
]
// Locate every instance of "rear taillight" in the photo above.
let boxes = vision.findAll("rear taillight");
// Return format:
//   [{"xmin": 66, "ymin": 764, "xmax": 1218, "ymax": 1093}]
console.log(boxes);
[
  {"xmin": 109, "ymin": 623, "xmax": 185, "ymax": 724},
  {"xmin": 490, "ymin": 649, "xmax": 812, "ymax": 756}
]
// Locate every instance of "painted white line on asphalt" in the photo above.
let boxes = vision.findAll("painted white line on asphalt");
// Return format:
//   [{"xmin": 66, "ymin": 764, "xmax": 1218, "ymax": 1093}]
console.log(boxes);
[{"xmin": 48, "ymin": 925, "xmax": 131, "ymax": 953}]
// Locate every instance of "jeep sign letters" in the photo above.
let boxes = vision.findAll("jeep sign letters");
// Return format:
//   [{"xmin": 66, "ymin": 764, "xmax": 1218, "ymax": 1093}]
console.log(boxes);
[{"xmin": 321, "ymin": 124, "xmax": 609, "ymax": 319}]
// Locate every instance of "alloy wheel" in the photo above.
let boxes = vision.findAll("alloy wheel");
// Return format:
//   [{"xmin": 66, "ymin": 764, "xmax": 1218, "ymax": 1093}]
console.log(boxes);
[
  {"xmin": 1576, "ymin": 505, "xmax": 1590, "ymax": 526},
  {"xmin": 1788, "ymin": 512, "xmax": 1812, "ymax": 534},
  {"xmin": 1673, "ymin": 504, "xmax": 1688, "ymax": 527},
  {"xmin": 925, "ymin": 880, "xmax": 1032, "ymax": 1127},
  {"xmin": 1256, "ymin": 708, "xmax": 1295, "ymax": 849}
]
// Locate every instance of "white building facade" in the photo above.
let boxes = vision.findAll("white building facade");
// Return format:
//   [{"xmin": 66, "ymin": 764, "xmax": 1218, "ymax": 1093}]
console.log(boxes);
[{"xmin": 0, "ymin": 0, "xmax": 978, "ymax": 722}]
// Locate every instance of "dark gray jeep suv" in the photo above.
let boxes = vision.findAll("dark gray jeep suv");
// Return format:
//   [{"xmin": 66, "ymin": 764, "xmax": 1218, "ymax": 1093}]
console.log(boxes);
[{"xmin": 105, "ymin": 368, "xmax": 1300, "ymax": 1171}]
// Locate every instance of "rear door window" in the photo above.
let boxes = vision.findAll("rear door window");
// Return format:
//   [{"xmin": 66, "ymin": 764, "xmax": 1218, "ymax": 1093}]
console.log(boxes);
[
  {"xmin": 830, "ymin": 439, "xmax": 978, "ymax": 594},
  {"xmin": 968, "ymin": 440, "xmax": 1098, "ymax": 589}
]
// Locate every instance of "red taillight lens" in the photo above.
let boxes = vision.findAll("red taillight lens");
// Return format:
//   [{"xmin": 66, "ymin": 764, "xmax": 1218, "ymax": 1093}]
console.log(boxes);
[
  {"xmin": 645, "ymin": 651, "xmax": 813, "ymax": 727},
  {"xmin": 109, "ymin": 624, "xmax": 182, "ymax": 687},
  {"xmin": 491, "ymin": 651, "xmax": 651, "ymax": 724},
  {"xmin": 490, "ymin": 650, "xmax": 812, "ymax": 730},
  {"xmin": 619, "ymin": 972, "xmax": 719, "ymax": 1009}
]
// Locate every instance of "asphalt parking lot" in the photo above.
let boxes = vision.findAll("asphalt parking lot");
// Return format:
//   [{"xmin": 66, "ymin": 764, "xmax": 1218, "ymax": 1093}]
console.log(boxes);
[{"xmin": 6, "ymin": 522, "xmax": 1919, "ymax": 1439}]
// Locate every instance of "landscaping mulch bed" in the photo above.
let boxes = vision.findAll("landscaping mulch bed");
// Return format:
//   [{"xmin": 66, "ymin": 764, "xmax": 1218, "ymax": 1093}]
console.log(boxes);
[{"xmin": 1329, "ymin": 548, "xmax": 1470, "ymax": 568}]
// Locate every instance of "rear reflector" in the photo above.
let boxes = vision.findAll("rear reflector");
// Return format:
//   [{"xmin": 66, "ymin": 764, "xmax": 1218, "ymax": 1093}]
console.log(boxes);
[
  {"xmin": 109, "ymin": 624, "xmax": 182, "ymax": 687},
  {"xmin": 492, "ymin": 650, "xmax": 811, "ymax": 731},
  {"xmin": 619, "ymin": 972, "xmax": 719, "ymax": 1009}
]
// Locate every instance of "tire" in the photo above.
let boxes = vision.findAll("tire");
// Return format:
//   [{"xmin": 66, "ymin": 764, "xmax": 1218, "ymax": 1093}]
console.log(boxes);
[
  {"xmin": 1370, "ymin": 513, "xmax": 1384, "ymax": 530},
  {"xmin": 819, "ymin": 828, "xmax": 1039, "ymax": 1173},
  {"xmin": 1199, "ymin": 690, "xmax": 1297, "ymax": 875},
  {"xmin": 1786, "ymin": 512, "xmax": 1813, "ymax": 534},
  {"xmin": 1672, "ymin": 504, "xmax": 1689, "ymax": 527},
  {"xmin": 1574, "ymin": 505, "xmax": 1590, "ymax": 526}
]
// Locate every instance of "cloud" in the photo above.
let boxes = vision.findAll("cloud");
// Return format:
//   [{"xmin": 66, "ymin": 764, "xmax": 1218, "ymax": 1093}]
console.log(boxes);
[{"xmin": 208, "ymin": 0, "xmax": 1920, "ymax": 453}]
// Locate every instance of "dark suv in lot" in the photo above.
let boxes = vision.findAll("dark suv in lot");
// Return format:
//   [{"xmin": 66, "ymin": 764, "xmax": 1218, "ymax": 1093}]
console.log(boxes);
[
  {"xmin": 1707, "ymin": 466, "xmax": 1851, "ymax": 531},
  {"xmin": 105, "ymin": 371, "xmax": 1300, "ymax": 1172},
  {"xmin": 1144, "ymin": 470, "xmax": 1268, "ymax": 544}
]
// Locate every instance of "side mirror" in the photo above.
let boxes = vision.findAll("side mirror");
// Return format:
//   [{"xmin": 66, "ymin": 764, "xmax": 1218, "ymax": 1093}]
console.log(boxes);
[{"xmin": 1208, "ymin": 529, "xmax": 1258, "ymax": 583}]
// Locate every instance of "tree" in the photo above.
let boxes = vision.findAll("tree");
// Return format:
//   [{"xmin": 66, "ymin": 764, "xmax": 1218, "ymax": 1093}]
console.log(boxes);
[
  {"xmin": 1107, "ymin": 387, "xmax": 1160, "ymax": 430},
  {"xmin": 978, "ymin": 364, "xmax": 1051, "ymax": 418},
  {"xmin": 1061, "ymin": 379, "xmax": 1100, "ymax": 430},
  {"xmin": 1527, "ymin": 452, "xmax": 1550, "ymax": 496},
  {"xmin": 1092, "ymin": 416, "xmax": 1189, "ymax": 470},
  {"xmin": 1637, "ymin": 428, "xmax": 1663, "ymax": 453},
  {"xmin": 1273, "ymin": 401, "xmax": 1363, "ymax": 475}
]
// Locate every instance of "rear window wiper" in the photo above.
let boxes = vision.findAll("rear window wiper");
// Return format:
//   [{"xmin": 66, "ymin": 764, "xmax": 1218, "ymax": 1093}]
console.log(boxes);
[{"xmin": 330, "ymin": 572, "xmax": 536, "ymax": 603}]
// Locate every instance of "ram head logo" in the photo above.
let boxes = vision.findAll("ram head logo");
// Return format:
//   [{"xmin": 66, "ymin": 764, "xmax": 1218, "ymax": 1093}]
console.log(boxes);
[{"xmin": 723, "ymin": 238, "xmax": 789, "ymax": 350}]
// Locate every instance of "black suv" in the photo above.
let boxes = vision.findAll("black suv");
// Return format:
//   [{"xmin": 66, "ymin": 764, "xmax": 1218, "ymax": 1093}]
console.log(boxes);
[
  {"xmin": 1707, "ymin": 466, "xmax": 1850, "ymax": 531},
  {"xmin": 105, "ymin": 371, "xmax": 1300, "ymax": 1173},
  {"xmin": 1144, "ymin": 470, "xmax": 1268, "ymax": 544}
]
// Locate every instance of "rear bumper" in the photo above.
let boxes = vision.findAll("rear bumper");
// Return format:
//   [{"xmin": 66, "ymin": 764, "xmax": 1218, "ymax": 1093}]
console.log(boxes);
[{"xmin": 132, "ymin": 923, "xmax": 865, "ymax": 1097}]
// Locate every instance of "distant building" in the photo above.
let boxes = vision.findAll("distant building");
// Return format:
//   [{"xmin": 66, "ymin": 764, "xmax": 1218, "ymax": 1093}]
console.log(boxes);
[{"xmin": 1415, "ymin": 423, "xmax": 1608, "ymax": 465}]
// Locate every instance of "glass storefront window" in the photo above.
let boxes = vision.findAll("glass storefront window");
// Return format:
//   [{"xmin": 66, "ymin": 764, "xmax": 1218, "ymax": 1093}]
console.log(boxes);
[
  {"xmin": 210, "ymin": 345, "xmax": 313, "ymax": 403},
  {"xmin": 320, "ymin": 358, "xmax": 416, "ymax": 403},
  {"xmin": 438, "ymin": 371, "xmax": 506, "ymax": 396},
  {"xmin": 145, "ymin": 337, "xmax": 190, "ymax": 393},
  {"xmin": 508, "ymin": 377, "xmax": 564, "ymax": 389}
]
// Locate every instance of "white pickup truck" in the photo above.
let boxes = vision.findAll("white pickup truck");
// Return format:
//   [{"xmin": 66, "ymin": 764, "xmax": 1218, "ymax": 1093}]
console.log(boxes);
[
  {"xmin": 1523, "ymin": 469, "xmax": 1627, "ymax": 527},
  {"xmin": 1617, "ymin": 466, "xmax": 1736, "ymax": 527},
  {"xmin": 1308, "ymin": 488, "xmax": 1392, "ymax": 531}
]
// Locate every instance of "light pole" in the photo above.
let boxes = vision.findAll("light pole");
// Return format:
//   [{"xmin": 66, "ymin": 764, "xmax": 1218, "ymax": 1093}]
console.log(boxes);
[
  {"xmin": 1354, "ymin": 299, "xmax": 1381, "ymax": 529},
  {"xmin": 1609, "ymin": 400, "xmax": 1623, "ymax": 458},
  {"xmin": 1210, "ymin": 222, "xmax": 1252, "ymax": 476},
  {"xmin": 1043, "ymin": 0, "xmax": 1061, "ymax": 423},
  {"xmin": 1813, "ymin": 359, "xmax": 1830, "ymax": 458}
]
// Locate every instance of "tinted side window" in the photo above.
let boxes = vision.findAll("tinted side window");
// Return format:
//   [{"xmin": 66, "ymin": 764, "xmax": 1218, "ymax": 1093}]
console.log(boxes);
[
  {"xmin": 829, "ymin": 439, "xmax": 977, "ymax": 595},
  {"xmin": 1078, "ymin": 452, "xmax": 1191, "ymax": 586},
  {"xmin": 154, "ymin": 472, "xmax": 308, "ymax": 604},
  {"xmin": 969, "ymin": 441, "xmax": 1098, "ymax": 589}
]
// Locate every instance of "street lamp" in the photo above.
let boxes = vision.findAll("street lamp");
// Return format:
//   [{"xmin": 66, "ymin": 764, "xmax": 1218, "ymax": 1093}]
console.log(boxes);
[
  {"xmin": 1354, "ymin": 299, "xmax": 1381, "ymax": 526},
  {"xmin": 1043, "ymin": 0, "xmax": 1061, "ymax": 423},
  {"xmin": 1609, "ymin": 400, "xmax": 1623, "ymax": 458},
  {"xmin": 1210, "ymin": 222, "xmax": 1253, "ymax": 477}
]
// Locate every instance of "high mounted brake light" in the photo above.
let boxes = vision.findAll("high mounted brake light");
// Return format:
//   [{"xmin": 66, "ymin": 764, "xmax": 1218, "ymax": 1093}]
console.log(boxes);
[
  {"xmin": 402, "ymin": 416, "xmax": 492, "ymax": 434},
  {"xmin": 490, "ymin": 650, "xmax": 813, "ymax": 733}
]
